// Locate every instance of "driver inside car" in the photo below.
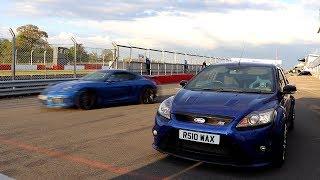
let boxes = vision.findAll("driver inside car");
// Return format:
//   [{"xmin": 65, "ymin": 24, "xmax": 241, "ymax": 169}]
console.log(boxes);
[{"xmin": 249, "ymin": 76, "xmax": 272, "ymax": 91}]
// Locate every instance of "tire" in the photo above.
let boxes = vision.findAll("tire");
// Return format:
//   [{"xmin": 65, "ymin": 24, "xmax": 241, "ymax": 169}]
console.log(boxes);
[
  {"xmin": 272, "ymin": 123, "xmax": 288, "ymax": 168},
  {"xmin": 77, "ymin": 90, "xmax": 96, "ymax": 110},
  {"xmin": 140, "ymin": 87, "xmax": 156, "ymax": 104}
]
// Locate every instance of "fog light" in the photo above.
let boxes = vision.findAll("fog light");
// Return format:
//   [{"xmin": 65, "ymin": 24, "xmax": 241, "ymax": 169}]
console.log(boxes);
[
  {"xmin": 153, "ymin": 130, "xmax": 158, "ymax": 136},
  {"xmin": 260, "ymin": 146, "xmax": 266, "ymax": 152}
]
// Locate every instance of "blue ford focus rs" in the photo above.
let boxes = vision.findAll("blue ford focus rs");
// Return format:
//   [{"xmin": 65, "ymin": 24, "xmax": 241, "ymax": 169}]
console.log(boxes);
[
  {"xmin": 38, "ymin": 70, "xmax": 157, "ymax": 109},
  {"xmin": 153, "ymin": 63, "xmax": 296, "ymax": 167}
]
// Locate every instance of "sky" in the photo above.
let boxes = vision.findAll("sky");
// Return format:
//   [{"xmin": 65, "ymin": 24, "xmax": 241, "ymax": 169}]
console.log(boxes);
[{"xmin": 0, "ymin": 0, "xmax": 320, "ymax": 68}]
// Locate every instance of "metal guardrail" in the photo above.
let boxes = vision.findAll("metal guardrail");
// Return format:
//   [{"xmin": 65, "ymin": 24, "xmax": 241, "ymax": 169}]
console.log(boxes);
[{"xmin": 0, "ymin": 78, "xmax": 76, "ymax": 97}]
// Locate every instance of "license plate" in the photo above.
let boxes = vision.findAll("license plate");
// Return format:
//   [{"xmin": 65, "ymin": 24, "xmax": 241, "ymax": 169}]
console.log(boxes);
[
  {"xmin": 38, "ymin": 95, "xmax": 47, "ymax": 100},
  {"xmin": 179, "ymin": 130, "xmax": 220, "ymax": 145}
]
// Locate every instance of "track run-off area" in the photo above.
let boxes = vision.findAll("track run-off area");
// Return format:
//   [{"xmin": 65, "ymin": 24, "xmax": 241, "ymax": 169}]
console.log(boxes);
[{"xmin": 0, "ymin": 76, "xmax": 319, "ymax": 179}]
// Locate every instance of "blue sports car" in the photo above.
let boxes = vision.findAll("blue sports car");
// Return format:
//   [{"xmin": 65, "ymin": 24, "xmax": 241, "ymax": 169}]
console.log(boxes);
[
  {"xmin": 38, "ymin": 70, "xmax": 158, "ymax": 109},
  {"xmin": 153, "ymin": 63, "xmax": 296, "ymax": 167}
]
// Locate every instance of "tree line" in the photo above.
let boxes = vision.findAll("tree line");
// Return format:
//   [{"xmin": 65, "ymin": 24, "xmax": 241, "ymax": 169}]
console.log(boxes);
[{"xmin": 0, "ymin": 24, "xmax": 113, "ymax": 64}]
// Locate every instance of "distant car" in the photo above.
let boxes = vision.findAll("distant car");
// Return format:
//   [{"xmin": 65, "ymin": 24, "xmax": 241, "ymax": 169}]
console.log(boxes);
[
  {"xmin": 39, "ymin": 70, "xmax": 158, "ymax": 109},
  {"xmin": 298, "ymin": 71, "xmax": 312, "ymax": 76},
  {"xmin": 153, "ymin": 63, "xmax": 296, "ymax": 168}
]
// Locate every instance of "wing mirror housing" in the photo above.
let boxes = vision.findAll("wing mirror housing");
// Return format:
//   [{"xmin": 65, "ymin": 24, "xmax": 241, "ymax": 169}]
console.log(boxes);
[
  {"xmin": 180, "ymin": 80, "xmax": 188, "ymax": 87},
  {"xmin": 283, "ymin": 84, "xmax": 297, "ymax": 94}
]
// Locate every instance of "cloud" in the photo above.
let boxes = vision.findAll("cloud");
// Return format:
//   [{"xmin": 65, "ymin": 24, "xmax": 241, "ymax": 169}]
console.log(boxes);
[
  {"xmin": 0, "ymin": 25, "xmax": 11, "ymax": 38},
  {"xmin": 2, "ymin": 0, "xmax": 320, "ymax": 68},
  {"xmin": 48, "ymin": 32, "xmax": 112, "ymax": 48},
  {"xmin": 65, "ymin": 4, "xmax": 319, "ymax": 50},
  {"xmin": 7, "ymin": 0, "xmax": 283, "ymax": 20}
]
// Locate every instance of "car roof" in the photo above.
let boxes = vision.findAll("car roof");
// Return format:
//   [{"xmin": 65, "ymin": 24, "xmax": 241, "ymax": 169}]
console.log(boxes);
[
  {"xmin": 212, "ymin": 62, "xmax": 278, "ymax": 68},
  {"xmin": 98, "ymin": 69, "xmax": 134, "ymax": 74}
]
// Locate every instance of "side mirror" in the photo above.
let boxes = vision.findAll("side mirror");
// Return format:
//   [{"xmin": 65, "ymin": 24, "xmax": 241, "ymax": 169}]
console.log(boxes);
[
  {"xmin": 283, "ymin": 84, "xmax": 297, "ymax": 94},
  {"xmin": 180, "ymin": 80, "xmax": 188, "ymax": 87}
]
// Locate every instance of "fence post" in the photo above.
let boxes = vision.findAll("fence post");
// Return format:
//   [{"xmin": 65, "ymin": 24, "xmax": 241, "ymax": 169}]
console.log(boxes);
[
  {"xmin": 148, "ymin": 49, "xmax": 151, "ymax": 75},
  {"xmin": 44, "ymin": 50, "xmax": 47, "ymax": 79},
  {"xmin": 71, "ymin": 37, "xmax": 77, "ymax": 78},
  {"xmin": 9, "ymin": 28, "xmax": 16, "ymax": 80},
  {"xmin": 30, "ymin": 49, "xmax": 34, "ymax": 65},
  {"xmin": 116, "ymin": 46, "xmax": 119, "ymax": 69},
  {"xmin": 15, "ymin": 49, "xmax": 18, "ymax": 65},
  {"xmin": 129, "ymin": 46, "xmax": 132, "ymax": 72},
  {"xmin": 164, "ymin": 63, "xmax": 167, "ymax": 75},
  {"xmin": 140, "ymin": 62, "xmax": 143, "ymax": 75}
]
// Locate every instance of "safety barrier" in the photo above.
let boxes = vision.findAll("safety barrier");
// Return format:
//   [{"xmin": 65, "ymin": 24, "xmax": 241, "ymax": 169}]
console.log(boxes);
[
  {"xmin": 149, "ymin": 74, "xmax": 194, "ymax": 85},
  {"xmin": 0, "ymin": 74, "xmax": 195, "ymax": 97},
  {"xmin": 0, "ymin": 78, "xmax": 76, "ymax": 97}
]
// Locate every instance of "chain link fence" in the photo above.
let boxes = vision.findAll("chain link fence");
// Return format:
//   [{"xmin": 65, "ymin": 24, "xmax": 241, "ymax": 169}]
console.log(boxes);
[
  {"xmin": 113, "ymin": 44, "xmax": 231, "ymax": 76},
  {"xmin": 0, "ymin": 28, "xmax": 231, "ymax": 82}
]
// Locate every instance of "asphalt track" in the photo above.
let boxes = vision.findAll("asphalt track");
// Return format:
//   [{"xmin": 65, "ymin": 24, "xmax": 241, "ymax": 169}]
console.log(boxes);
[{"xmin": 0, "ymin": 76, "xmax": 319, "ymax": 179}]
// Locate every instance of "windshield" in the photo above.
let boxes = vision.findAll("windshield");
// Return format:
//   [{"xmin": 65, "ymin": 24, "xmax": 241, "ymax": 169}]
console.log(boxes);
[
  {"xmin": 80, "ymin": 71, "xmax": 110, "ymax": 81},
  {"xmin": 185, "ymin": 65, "xmax": 275, "ymax": 93}
]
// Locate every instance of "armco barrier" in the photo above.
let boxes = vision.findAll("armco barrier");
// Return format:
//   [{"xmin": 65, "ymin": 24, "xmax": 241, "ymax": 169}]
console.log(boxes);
[
  {"xmin": 149, "ymin": 74, "xmax": 194, "ymax": 85},
  {"xmin": 0, "ymin": 78, "xmax": 76, "ymax": 97},
  {"xmin": 0, "ymin": 74, "xmax": 195, "ymax": 97}
]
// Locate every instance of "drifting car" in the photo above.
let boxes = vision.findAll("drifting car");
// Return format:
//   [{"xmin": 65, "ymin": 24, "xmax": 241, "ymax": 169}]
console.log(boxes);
[
  {"xmin": 38, "ymin": 70, "xmax": 157, "ymax": 109},
  {"xmin": 153, "ymin": 63, "xmax": 296, "ymax": 167}
]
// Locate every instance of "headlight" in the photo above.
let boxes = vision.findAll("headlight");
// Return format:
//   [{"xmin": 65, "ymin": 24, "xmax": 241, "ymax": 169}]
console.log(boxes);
[
  {"xmin": 158, "ymin": 96, "xmax": 174, "ymax": 120},
  {"xmin": 236, "ymin": 109, "xmax": 276, "ymax": 128}
]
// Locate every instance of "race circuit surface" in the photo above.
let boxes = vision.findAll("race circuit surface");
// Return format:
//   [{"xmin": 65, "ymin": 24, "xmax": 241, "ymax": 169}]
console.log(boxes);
[{"xmin": 0, "ymin": 77, "xmax": 319, "ymax": 179}]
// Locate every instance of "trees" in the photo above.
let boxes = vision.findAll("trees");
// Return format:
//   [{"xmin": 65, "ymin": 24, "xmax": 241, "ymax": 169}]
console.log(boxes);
[
  {"xmin": 0, "ymin": 39, "xmax": 12, "ymax": 63},
  {"xmin": 16, "ymin": 24, "xmax": 49, "ymax": 50},
  {"xmin": 68, "ymin": 44, "xmax": 89, "ymax": 63}
]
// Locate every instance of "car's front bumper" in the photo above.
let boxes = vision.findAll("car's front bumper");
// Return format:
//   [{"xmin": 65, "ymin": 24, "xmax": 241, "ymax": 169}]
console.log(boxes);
[
  {"xmin": 38, "ymin": 94, "xmax": 75, "ymax": 108},
  {"xmin": 153, "ymin": 115, "xmax": 275, "ymax": 167}
]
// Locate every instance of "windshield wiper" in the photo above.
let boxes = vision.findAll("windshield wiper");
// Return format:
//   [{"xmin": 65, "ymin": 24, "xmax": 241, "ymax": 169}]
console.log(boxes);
[
  {"xmin": 215, "ymin": 89, "xmax": 245, "ymax": 93},
  {"xmin": 190, "ymin": 88, "xmax": 245, "ymax": 93},
  {"xmin": 242, "ymin": 89, "xmax": 273, "ymax": 94}
]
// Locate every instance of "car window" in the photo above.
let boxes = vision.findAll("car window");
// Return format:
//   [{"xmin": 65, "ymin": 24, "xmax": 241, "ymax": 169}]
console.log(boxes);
[
  {"xmin": 280, "ymin": 69, "xmax": 289, "ymax": 85},
  {"xmin": 278, "ymin": 69, "xmax": 286, "ymax": 89},
  {"xmin": 185, "ymin": 65, "xmax": 275, "ymax": 93},
  {"xmin": 80, "ymin": 71, "xmax": 110, "ymax": 81},
  {"xmin": 108, "ymin": 72, "xmax": 136, "ymax": 82}
]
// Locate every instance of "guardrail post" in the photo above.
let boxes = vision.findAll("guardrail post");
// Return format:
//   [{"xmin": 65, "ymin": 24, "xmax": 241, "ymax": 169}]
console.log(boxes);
[{"xmin": 9, "ymin": 28, "xmax": 16, "ymax": 80}]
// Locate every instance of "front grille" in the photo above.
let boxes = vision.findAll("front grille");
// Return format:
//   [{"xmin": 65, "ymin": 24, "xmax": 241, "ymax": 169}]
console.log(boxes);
[
  {"xmin": 157, "ymin": 129, "xmax": 250, "ymax": 165},
  {"xmin": 180, "ymin": 140, "xmax": 230, "ymax": 156},
  {"xmin": 174, "ymin": 113, "xmax": 233, "ymax": 126}
]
